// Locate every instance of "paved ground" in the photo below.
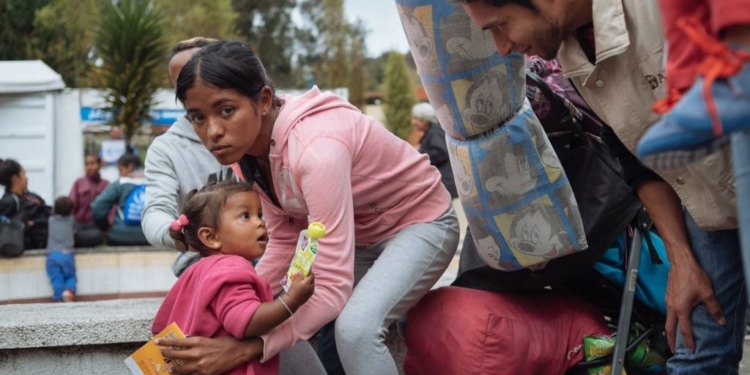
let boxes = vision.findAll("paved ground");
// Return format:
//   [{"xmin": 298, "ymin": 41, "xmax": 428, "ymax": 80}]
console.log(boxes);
[{"xmin": 742, "ymin": 341, "xmax": 750, "ymax": 374}]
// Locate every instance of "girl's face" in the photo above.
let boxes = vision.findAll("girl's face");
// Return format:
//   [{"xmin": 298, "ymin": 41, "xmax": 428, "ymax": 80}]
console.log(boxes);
[
  {"xmin": 211, "ymin": 191, "xmax": 268, "ymax": 260},
  {"xmin": 184, "ymin": 83, "xmax": 274, "ymax": 165}
]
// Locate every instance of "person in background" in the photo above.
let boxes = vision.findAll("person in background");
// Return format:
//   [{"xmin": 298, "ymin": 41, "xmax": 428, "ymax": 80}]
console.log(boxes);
[
  {"xmin": 69, "ymin": 154, "xmax": 109, "ymax": 247},
  {"xmin": 411, "ymin": 102, "xmax": 458, "ymax": 199},
  {"xmin": 46, "ymin": 196, "xmax": 77, "ymax": 302},
  {"xmin": 0, "ymin": 158, "xmax": 50, "ymax": 250},
  {"xmin": 142, "ymin": 37, "xmax": 235, "ymax": 276},
  {"xmin": 99, "ymin": 126, "xmax": 131, "ymax": 183},
  {"xmin": 91, "ymin": 154, "xmax": 149, "ymax": 246}
]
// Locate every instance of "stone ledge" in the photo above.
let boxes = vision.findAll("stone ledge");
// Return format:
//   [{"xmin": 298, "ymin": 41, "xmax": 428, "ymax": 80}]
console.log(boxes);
[
  {"xmin": 0, "ymin": 298, "xmax": 161, "ymax": 349},
  {"xmin": 19, "ymin": 245, "xmax": 174, "ymax": 257}
]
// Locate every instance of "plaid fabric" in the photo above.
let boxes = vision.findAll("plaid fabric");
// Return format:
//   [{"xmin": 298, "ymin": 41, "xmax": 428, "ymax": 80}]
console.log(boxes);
[
  {"xmin": 641, "ymin": 135, "xmax": 731, "ymax": 170},
  {"xmin": 525, "ymin": 56, "xmax": 584, "ymax": 122}
]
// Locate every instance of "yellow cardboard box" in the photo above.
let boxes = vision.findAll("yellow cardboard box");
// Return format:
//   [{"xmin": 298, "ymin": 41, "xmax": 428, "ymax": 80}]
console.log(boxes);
[{"xmin": 125, "ymin": 322, "xmax": 186, "ymax": 375}]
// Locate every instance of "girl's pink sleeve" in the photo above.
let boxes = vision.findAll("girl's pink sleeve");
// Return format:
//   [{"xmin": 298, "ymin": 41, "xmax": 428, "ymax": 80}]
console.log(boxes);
[
  {"xmin": 208, "ymin": 257, "xmax": 264, "ymax": 339},
  {"xmin": 259, "ymin": 137, "xmax": 355, "ymax": 362}
]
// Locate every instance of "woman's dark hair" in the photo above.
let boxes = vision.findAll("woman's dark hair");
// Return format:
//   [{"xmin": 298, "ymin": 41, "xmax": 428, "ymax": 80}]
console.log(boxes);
[
  {"xmin": 0, "ymin": 158, "xmax": 22, "ymax": 189},
  {"xmin": 170, "ymin": 180, "xmax": 255, "ymax": 256},
  {"xmin": 175, "ymin": 41, "xmax": 282, "ymax": 108},
  {"xmin": 117, "ymin": 153, "xmax": 142, "ymax": 170}
]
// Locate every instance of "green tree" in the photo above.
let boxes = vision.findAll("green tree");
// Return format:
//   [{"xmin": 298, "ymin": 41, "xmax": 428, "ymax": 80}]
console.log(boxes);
[
  {"xmin": 348, "ymin": 21, "xmax": 367, "ymax": 110},
  {"xmin": 383, "ymin": 52, "xmax": 415, "ymax": 139},
  {"xmin": 155, "ymin": 0, "xmax": 239, "ymax": 54},
  {"xmin": 232, "ymin": 0, "xmax": 297, "ymax": 88},
  {"xmin": 0, "ymin": 0, "xmax": 50, "ymax": 60},
  {"xmin": 296, "ymin": 0, "xmax": 351, "ymax": 89},
  {"xmin": 90, "ymin": 0, "xmax": 166, "ymax": 149},
  {"xmin": 28, "ymin": 0, "xmax": 103, "ymax": 87}
]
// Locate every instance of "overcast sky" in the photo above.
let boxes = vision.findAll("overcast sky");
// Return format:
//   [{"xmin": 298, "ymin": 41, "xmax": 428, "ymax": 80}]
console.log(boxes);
[{"xmin": 343, "ymin": 1, "xmax": 410, "ymax": 57}]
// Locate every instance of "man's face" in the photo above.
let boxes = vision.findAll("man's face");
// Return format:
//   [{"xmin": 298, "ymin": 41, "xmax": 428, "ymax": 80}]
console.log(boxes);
[{"xmin": 461, "ymin": 1, "xmax": 565, "ymax": 60}]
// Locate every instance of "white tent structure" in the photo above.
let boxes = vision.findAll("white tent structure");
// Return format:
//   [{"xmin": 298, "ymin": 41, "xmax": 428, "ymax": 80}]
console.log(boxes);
[{"xmin": 0, "ymin": 60, "xmax": 83, "ymax": 203}]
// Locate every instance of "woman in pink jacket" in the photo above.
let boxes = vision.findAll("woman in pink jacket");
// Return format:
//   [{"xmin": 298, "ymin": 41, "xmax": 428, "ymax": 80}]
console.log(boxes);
[{"xmin": 156, "ymin": 41, "xmax": 459, "ymax": 375}]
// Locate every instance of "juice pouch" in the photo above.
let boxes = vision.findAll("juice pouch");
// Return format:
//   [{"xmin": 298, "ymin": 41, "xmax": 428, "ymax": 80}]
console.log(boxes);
[{"xmin": 281, "ymin": 222, "xmax": 326, "ymax": 292}]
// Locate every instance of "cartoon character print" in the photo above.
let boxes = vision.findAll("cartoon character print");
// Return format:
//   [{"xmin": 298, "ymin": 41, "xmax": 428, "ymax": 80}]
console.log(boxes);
[
  {"xmin": 401, "ymin": 12, "xmax": 433, "ymax": 66},
  {"xmin": 449, "ymin": 150, "xmax": 473, "ymax": 198},
  {"xmin": 445, "ymin": 23, "xmax": 497, "ymax": 60},
  {"xmin": 461, "ymin": 72, "xmax": 510, "ymax": 131},
  {"xmin": 485, "ymin": 150, "xmax": 537, "ymax": 196},
  {"xmin": 508, "ymin": 204, "xmax": 571, "ymax": 261}
]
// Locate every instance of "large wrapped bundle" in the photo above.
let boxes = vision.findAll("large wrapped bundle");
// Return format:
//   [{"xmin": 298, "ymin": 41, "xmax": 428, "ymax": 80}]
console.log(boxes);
[{"xmin": 396, "ymin": 0, "xmax": 587, "ymax": 270}]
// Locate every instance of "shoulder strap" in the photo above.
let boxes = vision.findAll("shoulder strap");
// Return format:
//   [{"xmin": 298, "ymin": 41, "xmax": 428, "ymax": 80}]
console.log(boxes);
[{"xmin": 11, "ymin": 194, "xmax": 20, "ymax": 213}]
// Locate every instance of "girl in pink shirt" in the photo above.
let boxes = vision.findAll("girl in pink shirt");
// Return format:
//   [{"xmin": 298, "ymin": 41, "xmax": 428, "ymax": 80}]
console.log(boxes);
[
  {"xmin": 156, "ymin": 41, "xmax": 459, "ymax": 375},
  {"xmin": 153, "ymin": 181, "xmax": 314, "ymax": 375}
]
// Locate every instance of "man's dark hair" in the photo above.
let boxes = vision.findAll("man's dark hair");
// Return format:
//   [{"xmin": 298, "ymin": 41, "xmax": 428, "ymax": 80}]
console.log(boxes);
[
  {"xmin": 168, "ymin": 37, "xmax": 218, "ymax": 62},
  {"xmin": 54, "ymin": 196, "xmax": 74, "ymax": 216},
  {"xmin": 454, "ymin": 0, "xmax": 534, "ymax": 8}
]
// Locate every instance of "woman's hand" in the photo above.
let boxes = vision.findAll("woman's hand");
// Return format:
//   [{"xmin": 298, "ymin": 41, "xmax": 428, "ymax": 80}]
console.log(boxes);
[
  {"xmin": 286, "ymin": 272, "xmax": 315, "ymax": 310},
  {"xmin": 155, "ymin": 336, "xmax": 263, "ymax": 375}
]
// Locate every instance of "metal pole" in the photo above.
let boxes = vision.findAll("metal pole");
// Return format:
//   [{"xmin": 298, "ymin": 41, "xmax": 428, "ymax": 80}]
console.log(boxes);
[
  {"xmin": 732, "ymin": 130, "xmax": 750, "ymax": 300},
  {"xmin": 611, "ymin": 227, "xmax": 643, "ymax": 374}
]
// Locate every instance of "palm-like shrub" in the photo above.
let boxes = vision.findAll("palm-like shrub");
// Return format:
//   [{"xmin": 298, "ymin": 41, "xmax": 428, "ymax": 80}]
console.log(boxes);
[
  {"xmin": 91, "ymin": 0, "xmax": 166, "ymax": 148},
  {"xmin": 383, "ymin": 51, "xmax": 416, "ymax": 140}
]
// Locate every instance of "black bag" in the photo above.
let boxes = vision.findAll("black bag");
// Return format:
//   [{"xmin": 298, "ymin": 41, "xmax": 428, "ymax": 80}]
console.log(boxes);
[
  {"xmin": 453, "ymin": 72, "xmax": 642, "ymax": 293},
  {"xmin": 0, "ymin": 195, "xmax": 26, "ymax": 258}
]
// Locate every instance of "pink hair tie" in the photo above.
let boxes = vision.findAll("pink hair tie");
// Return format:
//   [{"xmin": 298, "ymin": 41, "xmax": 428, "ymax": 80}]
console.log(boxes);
[{"xmin": 171, "ymin": 214, "xmax": 189, "ymax": 231}]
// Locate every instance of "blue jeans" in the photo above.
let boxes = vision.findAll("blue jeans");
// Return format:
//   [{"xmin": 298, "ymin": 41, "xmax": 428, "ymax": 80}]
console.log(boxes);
[
  {"xmin": 667, "ymin": 211, "xmax": 745, "ymax": 374},
  {"xmin": 46, "ymin": 250, "xmax": 77, "ymax": 301}
]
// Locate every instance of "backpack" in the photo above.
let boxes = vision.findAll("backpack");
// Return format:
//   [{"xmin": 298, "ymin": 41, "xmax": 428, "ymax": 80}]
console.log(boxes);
[
  {"xmin": 120, "ymin": 184, "xmax": 146, "ymax": 225},
  {"xmin": 0, "ymin": 195, "xmax": 25, "ymax": 257}
]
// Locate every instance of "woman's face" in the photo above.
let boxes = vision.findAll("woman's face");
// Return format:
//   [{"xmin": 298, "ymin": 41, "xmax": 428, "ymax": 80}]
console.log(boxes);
[
  {"xmin": 411, "ymin": 116, "xmax": 429, "ymax": 132},
  {"xmin": 184, "ymin": 83, "xmax": 273, "ymax": 165},
  {"xmin": 12, "ymin": 168, "xmax": 28, "ymax": 192}
]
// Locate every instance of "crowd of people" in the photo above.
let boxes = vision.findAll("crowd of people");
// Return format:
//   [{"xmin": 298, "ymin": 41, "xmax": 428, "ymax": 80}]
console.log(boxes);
[{"xmin": 1, "ymin": 0, "xmax": 749, "ymax": 373}]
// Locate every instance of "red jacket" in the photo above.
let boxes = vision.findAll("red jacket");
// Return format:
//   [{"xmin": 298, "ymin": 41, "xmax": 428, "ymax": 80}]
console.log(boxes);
[{"xmin": 68, "ymin": 174, "xmax": 109, "ymax": 225}]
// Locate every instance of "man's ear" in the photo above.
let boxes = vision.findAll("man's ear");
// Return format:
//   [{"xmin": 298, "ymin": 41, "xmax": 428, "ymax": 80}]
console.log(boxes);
[{"xmin": 198, "ymin": 227, "xmax": 221, "ymax": 251}]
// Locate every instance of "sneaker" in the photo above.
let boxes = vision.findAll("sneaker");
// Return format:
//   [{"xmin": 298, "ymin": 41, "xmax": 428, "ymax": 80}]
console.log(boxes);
[
  {"xmin": 62, "ymin": 290, "xmax": 75, "ymax": 303},
  {"xmin": 637, "ymin": 17, "xmax": 750, "ymax": 168}
]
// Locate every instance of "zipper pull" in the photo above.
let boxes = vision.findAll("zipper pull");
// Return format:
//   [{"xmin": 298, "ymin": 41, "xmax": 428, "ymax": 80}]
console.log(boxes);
[{"xmin": 288, "ymin": 216, "xmax": 294, "ymax": 226}]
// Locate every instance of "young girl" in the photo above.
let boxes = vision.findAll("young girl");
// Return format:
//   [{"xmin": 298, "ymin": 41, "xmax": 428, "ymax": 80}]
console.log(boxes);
[{"xmin": 152, "ymin": 181, "xmax": 315, "ymax": 375}]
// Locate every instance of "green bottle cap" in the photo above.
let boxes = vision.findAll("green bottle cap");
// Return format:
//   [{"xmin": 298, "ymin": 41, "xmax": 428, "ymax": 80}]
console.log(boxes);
[{"xmin": 307, "ymin": 222, "xmax": 326, "ymax": 239}]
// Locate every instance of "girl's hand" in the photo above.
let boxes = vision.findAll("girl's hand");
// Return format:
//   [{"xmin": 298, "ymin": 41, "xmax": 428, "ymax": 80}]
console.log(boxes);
[{"xmin": 286, "ymin": 272, "xmax": 315, "ymax": 310}]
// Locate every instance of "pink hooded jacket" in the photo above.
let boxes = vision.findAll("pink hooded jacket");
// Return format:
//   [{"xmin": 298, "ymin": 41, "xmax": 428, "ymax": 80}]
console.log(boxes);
[{"xmin": 254, "ymin": 88, "xmax": 451, "ymax": 360}]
